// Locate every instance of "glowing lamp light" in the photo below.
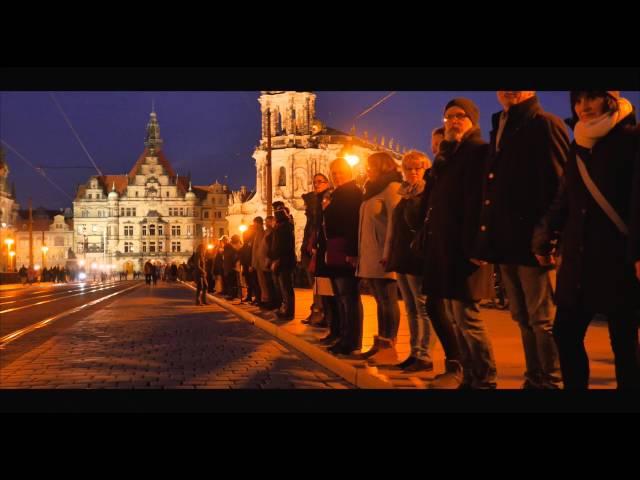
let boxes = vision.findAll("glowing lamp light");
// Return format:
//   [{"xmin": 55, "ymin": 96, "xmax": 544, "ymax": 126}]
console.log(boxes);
[
  {"xmin": 41, "ymin": 246, "xmax": 49, "ymax": 253},
  {"xmin": 9, "ymin": 251, "xmax": 16, "ymax": 257},
  {"xmin": 207, "ymin": 243, "xmax": 214, "ymax": 250},
  {"xmin": 78, "ymin": 272, "xmax": 87, "ymax": 280},
  {"xmin": 79, "ymin": 260, "xmax": 85, "ymax": 267},
  {"xmin": 91, "ymin": 262, "xmax": 98, "ymax": 270},
  {"xmin": 345, "ymin": 154, "xmax": 360, "ymax": 167},
  {"xmin": 239, "ymin": 224, "xmax": 248, "ymax": 233},
  {"xmin": 34, "ymin": 264, "xmax": 41, "ymax": 270},
  {"xmin": 5, "ymin": 238, "xmax": 14, "ymax": 247}
]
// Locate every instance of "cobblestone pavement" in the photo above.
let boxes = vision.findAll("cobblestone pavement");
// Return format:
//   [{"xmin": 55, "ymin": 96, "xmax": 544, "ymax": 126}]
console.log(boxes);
[{"xmin": 0, "ymin": 282, "xmax": 351, "ymax": 389}]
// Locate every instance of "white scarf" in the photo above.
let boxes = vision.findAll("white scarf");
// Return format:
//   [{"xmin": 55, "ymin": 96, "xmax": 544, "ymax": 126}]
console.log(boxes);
[{"xmin": 574, "ymin": 97, "xmax": 633, "ymax": 148}]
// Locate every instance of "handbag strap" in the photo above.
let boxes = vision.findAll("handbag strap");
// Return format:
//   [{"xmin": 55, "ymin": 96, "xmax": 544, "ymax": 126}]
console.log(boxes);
[{"xmin": 576, "ymin": 153, "xmax": 629, "ymax": 236}]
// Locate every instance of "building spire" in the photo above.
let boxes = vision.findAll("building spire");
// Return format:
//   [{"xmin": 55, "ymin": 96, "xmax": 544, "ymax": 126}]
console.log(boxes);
[{"xmin": 144, "ymin": 108, "xmax": 163, "ymax": 151}]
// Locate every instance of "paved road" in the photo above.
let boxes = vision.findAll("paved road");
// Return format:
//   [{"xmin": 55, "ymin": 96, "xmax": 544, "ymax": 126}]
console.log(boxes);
[{"xmin": 0, "ymin": 282, "xmax": 351, "ymax": 389}]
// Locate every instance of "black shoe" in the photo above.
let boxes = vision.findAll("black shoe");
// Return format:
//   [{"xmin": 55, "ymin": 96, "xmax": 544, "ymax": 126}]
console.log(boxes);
[
  {"xmin": 328, "ymin": 343, "xmax": 353, "ymax": 355},
  {"xmin": 402, "ymin": 359, "xmax": 434, "ymax": 373},
  {"xmin": 319, "ymin": 334, "xmax": 340, "ymax": 345},
  {"xmin": 395, "ymin": 356, "xmax": 418, "ymax": 370},
  {"xmin": 276, "ymin": 311, "xmax": 294, "ymax": 321}
]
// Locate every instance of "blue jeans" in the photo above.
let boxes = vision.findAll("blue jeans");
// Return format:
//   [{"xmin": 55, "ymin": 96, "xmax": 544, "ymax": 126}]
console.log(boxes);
[
  {"xmin": 443, "ymin": 299, "xmax": 497, "ymax": 389},
  {"xmin": 499, "ymin": 264, "xmax": 561, "ymax": 388},
  {"xmin": 368, "ymin": 278, "xmax": 400, "ymax": 341},
  {"xmin": 397, "ymin": 273, "xmax": 435, "ymax": 362}
]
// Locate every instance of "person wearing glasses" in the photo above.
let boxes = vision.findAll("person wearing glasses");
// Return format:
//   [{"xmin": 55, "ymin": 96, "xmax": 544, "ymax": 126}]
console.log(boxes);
[
  {"xmin": 301, "ymin": 173, "xmax": 332, "ymax": 327},
  {"xmin": 473, "ymin": 91, "xmax": 570, "ymax": 389},
  {"xmin": 386, "ymin": 150, "xmax": 437, "ymax": 372},
  {"xmin": 421, "ymin": 98, "xmax": 497, "ymax": 389}
]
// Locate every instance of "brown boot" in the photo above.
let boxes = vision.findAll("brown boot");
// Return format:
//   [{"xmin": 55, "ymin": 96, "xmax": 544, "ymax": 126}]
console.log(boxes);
[
  {"xmin": 428, "ymin": 360, "xmax": 464, "ymax": 389},
  {"xmin": 366, "ymin": 337, "xmax": 399, "ymax": 366}
]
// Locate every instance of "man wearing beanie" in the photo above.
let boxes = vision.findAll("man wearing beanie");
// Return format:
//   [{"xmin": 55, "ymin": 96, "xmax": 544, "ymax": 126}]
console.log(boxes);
[
  {"xmin": 421, "ymin": 98, "xmax": 497, "ymax": 389},
  {"xmin": 472, "ymin": 91, "xmax": 571, "ymax": 389}
]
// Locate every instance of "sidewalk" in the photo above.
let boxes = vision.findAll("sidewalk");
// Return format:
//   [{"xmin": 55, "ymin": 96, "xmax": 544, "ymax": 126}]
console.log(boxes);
[{"xmin": 199, "ymin": 286, "xmax": 618, "ymax": 389}]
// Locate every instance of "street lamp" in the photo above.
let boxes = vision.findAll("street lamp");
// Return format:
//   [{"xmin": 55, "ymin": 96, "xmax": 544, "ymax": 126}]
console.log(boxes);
[
  {"xmin": 9, "ymin": 250, "xmax": 16, "ymax": 272},
  {"xmin": 345, "ymin": 154, "xmax": 360, "ymax": 167},
  {"xmin": 5, "ymin": 238, "xmax": 14, "ymax": 272}
]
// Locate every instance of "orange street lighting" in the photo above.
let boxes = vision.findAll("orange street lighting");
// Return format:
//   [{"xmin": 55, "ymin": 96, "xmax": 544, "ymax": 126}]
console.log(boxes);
[
  {"xmin": 345, "ymin": 154, "xmax": 360, "ymax": 167},
  {"xmin": 207, "ymin": 243, "xmax": 214, "ymax": 250},
  {"xmin": 239, "ymin": 224, "xmax": 248, "ymax": 233},
  {"xmin": 4, "ymin": 238, "xmax": 14, "ymax": 247}
]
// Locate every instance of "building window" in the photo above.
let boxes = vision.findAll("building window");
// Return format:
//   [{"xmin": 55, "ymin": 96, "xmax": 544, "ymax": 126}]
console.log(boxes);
[
  {"xmin": 88, "ymin": 194, "xmax": 92, "ymax": 199},
  {"xmin": 125, "ymin": 208, "xmax": 131, "ymax": 217},
  {"xmin": 142, "ymin": 225, "xmax": 147, "ymax": 236},
  {"xmin": 179, "ymin": 208, "xmax": 184, "ymax": 216},
  {"xmin": 135, "ymin": 191, "xmax": 139, "ymax": 197},
  {"xmin": 171, "ymin": 241, "xmax": 181, "ymax": 253},
  {"xmin": 124, "ymin": 242, "xmax": 133, "ymax": 253},
  {"xmin": 171, "ymin": 225, "xmax": 181, "ymax": 236},
  {"xmin": 149, "ymin": 242, "xmax": 156, "ymax": 253},
  {"xmin": 149, "ymin": 224, "xmax": 156, "ymax": 236},
  {"xmin": 142, "ymin": 242, "xmax": 147, "ymax": 253},
  {"xmin": 203, "ymin": 210, "xmax": 209, "ymax": 219},
  {"xmin": 187, "ymin": 225, "xmax": 191, "ymax": 236},
  {"xmin": 121, "ymin": 208, "xmax": 124, "ymax": 217},
  {"xmin": 278, "ymin": 167, "xmax": 287, "ymax": 186},
  {"xmin": 124, "ymin": 226, "xmax": 133, "ymax": 236},
  {"xmin": 158, "ymin": 225, "xmax": 164, "ymax": 235},
  {"xmin": 98, "ymin": 211, "xmax": 102, "ymax": 217},
  {"xmin": 219, "ymin": 228, "xmax": 224, "ymax": 237},
  {"xmin": 166, "ymin": 191, "xmax": 169, "ymax": 197},
  {"xmin": 158, "ymin": 240, "xmax": 163, "ymax": 252}
]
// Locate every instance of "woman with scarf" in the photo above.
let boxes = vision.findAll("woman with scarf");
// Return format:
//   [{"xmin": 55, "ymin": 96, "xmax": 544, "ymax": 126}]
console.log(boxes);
[
  {"xmin": 355, "ymin": 152, "xmax": 403, "ymax": 365},
  {"xmin": 533, "ymin": 91, "xmax": 640, "ymax": 390},
  {"xmin": 386, "ymin": 150, "xmax": 438, "ymax": 372}
]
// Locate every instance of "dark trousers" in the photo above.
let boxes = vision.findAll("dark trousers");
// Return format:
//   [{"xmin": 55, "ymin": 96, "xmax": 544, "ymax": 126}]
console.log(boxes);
[
  {"xmin": 267, "ymin": 271, "xmax": 282, "ymax": 307},
  {"xmin": 328, "ymin": 276, "xmax": 363, "ymax": 351},
  {"xmin": 225, "ymin": 271, "xmax": 240, "ymax": 298},
  {"xmin": 274, "ymin": 269, "xmax": 295, "ymax": 316},
  {"xmin": 555, "ymin": 306, "xmax": 640, "ymax": 390},
  {"xmin": 368, "ymin": 278, "xmax": 401, "ymax": 341},
  {"xmin": 195, "ymin": 276, "xmax": 208, "ymax": 304},
  {"xmin": 426, "ymin": 296, "xmax": 462, "ymax": 364},
  {"xmin": 249, "ymin": 269, "xmax": 261, "ymax": 302}
]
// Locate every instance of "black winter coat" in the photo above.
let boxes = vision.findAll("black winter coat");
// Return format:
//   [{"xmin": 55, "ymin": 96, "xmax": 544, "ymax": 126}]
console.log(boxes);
[
  {"xmin": 421, "ymin": 128, "xmax": 494, "ymax": 301},
  {"xmin": 474, "ymin": 96, "xmax": 571, "ymax": 266},
  {"xmin": 533, "ymin": 113, "xmax": 640, "ymax": 313},
  {"xmin": 316, "ymin": 180, "xmax": 363, "ymax": 278},
  {"xmin": 386, "ymin": 189, "xmax": 424, "ymax": 276}
]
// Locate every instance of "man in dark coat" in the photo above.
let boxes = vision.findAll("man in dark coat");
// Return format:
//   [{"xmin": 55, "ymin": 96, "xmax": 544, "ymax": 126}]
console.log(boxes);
[
  {"xmin": 473, "ymin": 91, "xmax": 570, "ymax": 389},
  {"xmin": 422, "ymin": 98, "xmax": 497, "ymax": 389},
  {"xmin": 271, "ymin": 202, "xmax": 297, "ymax": 320},
  {"xmin": 315, "ymin": 158, "xmax": 364, "ymax": 354}
]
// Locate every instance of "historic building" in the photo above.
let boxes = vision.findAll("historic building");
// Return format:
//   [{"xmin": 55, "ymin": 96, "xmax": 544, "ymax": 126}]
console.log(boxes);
[
  {"xmin": 72, "ymin": 110, "xmax": 230, "ymax": 273},
  {"xmin": 14, "ymin": 208, "xmax": 74, "ymax": 271},
  {"xmin": 226, "ymin": 91, "xmax": 404, "ymax": 255},
  {"xmin": 0, "ymin": 147, "xmax": 20, "ymax": 272}
]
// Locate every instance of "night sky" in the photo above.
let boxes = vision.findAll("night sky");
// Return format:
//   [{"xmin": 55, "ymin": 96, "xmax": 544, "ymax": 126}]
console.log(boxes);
[{"xmin": 1, "ymin": 91, "xmax": 638, "ymax": 210}]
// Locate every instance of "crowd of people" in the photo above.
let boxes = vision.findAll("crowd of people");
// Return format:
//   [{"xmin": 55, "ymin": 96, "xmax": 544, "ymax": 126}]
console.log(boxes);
[{"xmin": 187, "ymin": 91, "xmax": 639, "ymax": 391}]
